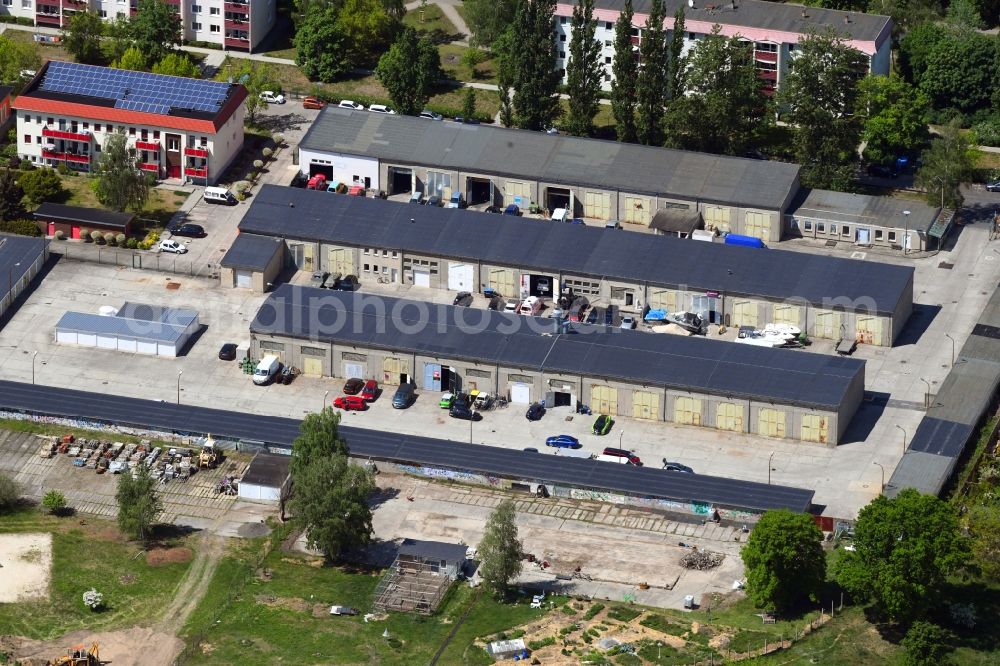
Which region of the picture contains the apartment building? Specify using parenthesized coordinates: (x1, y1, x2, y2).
(13, 60, 247, 184)
(2, 0, 274, 51)
(553, 0, 892, 95)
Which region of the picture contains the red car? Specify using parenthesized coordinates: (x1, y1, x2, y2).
(333, 395, 367, 411)
(303, 96, 325, 110)
(361, 379, 379, 401)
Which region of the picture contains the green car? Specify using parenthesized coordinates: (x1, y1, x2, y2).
(439, 392, 455, 408)
(592, 414, 613, 435)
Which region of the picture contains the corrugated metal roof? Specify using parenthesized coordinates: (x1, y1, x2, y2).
(0, 379, 815, 512)
(220, 233, 284, 271)
(242, 186, 913, 316)
(789, 188, 940, 232)
(0, 233, 46, 298)
(299, 109, 801, 211)
(55, 303, 198, 343)
(242, 454, 290, 486)
(398, 539, 468, 562)
(252, 286, 864, 411)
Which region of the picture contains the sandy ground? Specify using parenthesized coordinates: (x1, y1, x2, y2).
(13, 627, 183, 666)
(0, 533, 52, 603)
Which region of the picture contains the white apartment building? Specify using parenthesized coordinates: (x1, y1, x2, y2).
(1, 0, 274, 51)
(14, 61, 247, 184)
(553, 0, 892, 95)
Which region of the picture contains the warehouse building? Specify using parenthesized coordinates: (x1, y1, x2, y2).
(250, 286, 866, 445)
(787, 189, 949, 253)
(219, 233, 285, 291)
(54, 302, 200, 357)
(298, 108, 802, 242)
(239, 186, 915, 347)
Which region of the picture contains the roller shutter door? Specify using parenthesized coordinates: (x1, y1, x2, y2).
(674, 397, 702, 425)
(235, 270, 253, 289)
(78, 333, 97, 347)
(413, 270, 431, 288)
(117, 338, 137, 353)
(591, 385, 618, 415)
(510, 382, 531, 404)
(448, 263, 474, 291)
(343, 361, 364, 379)
(137, 340, 157, 355)
(56, 331, 77, 345)
(97, 335, 117, 349)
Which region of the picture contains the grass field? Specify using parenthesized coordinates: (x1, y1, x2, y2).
(180, 529, 547, 665)
(438, 44, 498, 84)
(4, 28, 74, 64)
(49, 173, 189, 227)
(0, 505, 193, 640)
(403, 4, 461, 41)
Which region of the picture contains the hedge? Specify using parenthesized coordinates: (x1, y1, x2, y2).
(0, 219, 42, 237)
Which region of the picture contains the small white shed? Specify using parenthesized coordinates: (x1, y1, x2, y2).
(54, 302, 200, 358)
(238, 454, 290, 503)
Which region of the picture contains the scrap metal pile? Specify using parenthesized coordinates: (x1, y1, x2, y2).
(41, 434, 197, 482)
(680, 547, 725, 570)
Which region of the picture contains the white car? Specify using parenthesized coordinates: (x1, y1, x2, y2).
(420, 109, 443, 120)
(158, 239, 187, 254)
(762, 323, 801, 338)
(504, 301, 518, 314)
(368, 104, 396, 115)
(338, 100, 365, 111)
(259, 91, 285, 104)
(620, 316, 636, 330)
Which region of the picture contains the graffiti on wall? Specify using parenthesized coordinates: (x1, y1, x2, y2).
(0, 409, 189, 445)
(395, 463, 506, 489)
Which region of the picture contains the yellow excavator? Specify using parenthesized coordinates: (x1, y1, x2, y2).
(50, 642, 100, 666)
(198, 434, 218, 469)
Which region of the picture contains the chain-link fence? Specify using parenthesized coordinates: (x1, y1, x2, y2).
(55, 246, 219, 279)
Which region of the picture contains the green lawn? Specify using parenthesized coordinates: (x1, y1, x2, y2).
(51, 172, 189, 227)
(0, 505, 194, 640)
(181, 534, 547, 665)
(438, 43, 497, 84)
(403, 4, 461, 41)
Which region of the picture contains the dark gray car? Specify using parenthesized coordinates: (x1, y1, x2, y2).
(392, 383, 415, 408)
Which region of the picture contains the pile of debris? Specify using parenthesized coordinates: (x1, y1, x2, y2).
(43, 434, 198, 482)
(680, 548, 724, 570)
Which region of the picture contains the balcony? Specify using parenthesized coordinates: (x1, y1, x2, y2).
(630, 36, 639, 46)
(184, 167, 208, 178)
(43, 127, 91, 142)
(185, 146, 209, 158)
(756, 69, 778, 81)
(35, 12, 62, 24)
(224, 17, 248, 30)
(224, 36, 250, 49)
(135, 140, 160, 151)
(139, 163, 160, 173)
(224, 1, 249, 12)
(42, 149, 90, 164)
(754, 50, 778, 63)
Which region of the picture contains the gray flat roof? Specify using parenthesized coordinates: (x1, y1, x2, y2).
(398, 538, 467, 562)
(789, 188, 940, 232)
(55, 303, 198, 343)
(242, 453, 290, 487)
(0, 233, 46, 298)
(299, 109, 801, 211)
(252, 285, 864, 411)
(33, 202, 134, 230)
(221, 233, 284, 271)
(0, 379, 815, 512)
(242, 186, 914, 316)
(586, 0, 890, 44)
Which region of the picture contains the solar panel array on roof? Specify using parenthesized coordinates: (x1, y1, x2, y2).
(40, 61, 231, 115)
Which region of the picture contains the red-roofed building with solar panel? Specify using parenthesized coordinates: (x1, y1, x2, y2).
(13, 61, 247, 185)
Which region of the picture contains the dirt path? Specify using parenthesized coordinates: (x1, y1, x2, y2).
(155, 535, 226, 637)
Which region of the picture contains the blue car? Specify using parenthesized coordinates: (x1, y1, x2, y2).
(503, 204, 521, 216)
(545, 434, 581, 449)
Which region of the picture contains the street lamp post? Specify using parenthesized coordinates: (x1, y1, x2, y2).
(31, 350, 37, 385)
(919, 378, 931, 409)
(176, 370, 182, 405)
(896, 425, 907, 455)
(873, 461, 885, 493)
(768, 451, 775, 485)
(470, 409, 475, 444)
(619, 430, 625, 448)
(902, 210, 910, 255)
(323, 390, 330, 412)
(945, 333, 955, 367)
(7, 262, 20, 308)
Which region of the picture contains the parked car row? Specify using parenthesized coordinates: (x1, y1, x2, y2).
(309, 271, 359, 291)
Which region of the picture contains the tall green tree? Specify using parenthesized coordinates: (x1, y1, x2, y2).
(288, 454, 375, 561)
(493, 28, 516, 127)
(130, 0, 181, 67)
(635, 0, 667, 145)
(229, 60, 278, 125)
(967, 504, 1000, 581)
(609, 0, 638, 142)
(740, 510, 825, 612)
(94, 132, 150, 213)
(945, 0, 985, 30)
(868, 0, 943, 36)
(666, 7, 685, 103)
(919, 32, 998, 114)
(0, 170, 27, 223)
(833, 489, 968, 625)
(115, 464, 162, 542)
(100, 15, 133, 66)
(151, 53, 201, 78)
(18, 168, 64, 208)
(294, 9, 351, 83)
(915, 119, 977, 209)
(63, 11, 105, 65)
(335, 0, 397, 66)
(0, 35, 41, 88)
(564, 0, 603, 136)
(858, 75, 930, 164)
(465, 0, 518, 47)
(901, 621, 954, 666)
(511, 0, 561, 131)
(661, 29, 768, 155)
(461, 87, 477, 122)
(777, 30, 867, 191)
(376, 27, 442, 116)
(112, 46, 148, 71)
(478, 499, 523, 598)
(290, 406, 349, 478)
(0, 473, 21, 513)
(897, 21, 946, 87)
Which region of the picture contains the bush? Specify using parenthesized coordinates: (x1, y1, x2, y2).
(973, 117, 1000, 147)
(607, 606, 642, 623)
(527, 637, 556, 650)
(115, 233, 126, 246)
(583, 603, 605, 621)
(18, 167, 64, 206)
(253, 159, 264, 170)
(0, 473, 21, 511)
(90, 230, 103, 243)
(262, 147, 272, 159)
(53, 230, 65, 240)
(19, 159, 35, 171)
(103, 232, 115, 245)
(56, 163, 71, 176)
(125, 237, 138, 249)
(42, 490, 67, 514)
(234, 181, 249, 193)
(272, 133, 284, 146)
(0, 219, 42, 237)
(7, 156, 21, 169)
(80, 227, 91, 242)
(82, 588, 104, 611)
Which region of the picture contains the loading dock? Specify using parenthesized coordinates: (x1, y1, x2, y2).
(546, 187, 572, 214)
(388, 167, 413, 195)
(467, 177, 494, 206)
(309, 163, 333, 180)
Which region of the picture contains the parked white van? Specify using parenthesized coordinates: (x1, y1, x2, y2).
(252, 355, 280, 385)
(518, 296, 542, 316)
(550, 208, 568, 223)
(203, 187, 237, 206)
(595, 454, 634, 465)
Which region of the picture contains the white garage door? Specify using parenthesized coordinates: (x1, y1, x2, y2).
(344, 362, 364, 379)
(510, 382, 531, 404)
(137, 340, 158, 355)
(97, 335, 117, 349)
(448, 263, 474, 291)
(235, 270, 253, 289)
(239, 483, 279, 502)
(56, 331, 77, 345)
(413, 270, 431, 288)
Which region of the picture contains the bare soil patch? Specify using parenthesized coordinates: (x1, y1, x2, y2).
(13, 627, 182, 666)
(254, 594, 311, 613)
(146, 546, 194, 567)
(0, 533, 52, 603)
